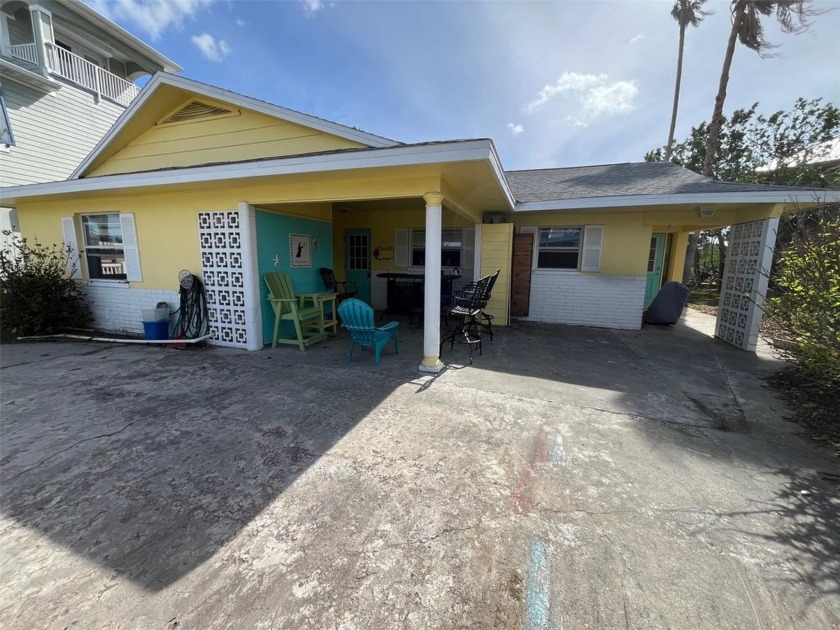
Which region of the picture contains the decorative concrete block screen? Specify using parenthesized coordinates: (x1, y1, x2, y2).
(198, 210, 248, 348)
(715, 218, 778, 351)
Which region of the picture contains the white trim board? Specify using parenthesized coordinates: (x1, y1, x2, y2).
(2, 140, 505, 205)
(514, 189, 840, 212)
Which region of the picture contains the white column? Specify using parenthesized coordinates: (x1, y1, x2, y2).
(239, 201, 263, 351)
(419, 192, 444, 373)
(473, 223, 482, 281)
(0, 14, 11, 57)
(715, 217, 778, 351)
(29, 5, 53, 75)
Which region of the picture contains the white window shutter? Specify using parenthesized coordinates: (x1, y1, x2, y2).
(581, 225, 604, 272)
(61, 216, 82, 279)
(394, 228, 408, 268)
(520, 226, 537, 271)
(462, 228, 475, 270)
(119, 213, 142, 281)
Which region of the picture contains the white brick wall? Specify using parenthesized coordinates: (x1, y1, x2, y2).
(525, 273, 645, 330)
(79, 284, 181, 336)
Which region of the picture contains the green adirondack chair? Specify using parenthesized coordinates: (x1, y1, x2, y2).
(264, 272, 326, 351)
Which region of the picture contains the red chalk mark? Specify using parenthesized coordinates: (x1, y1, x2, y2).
(511, 427, 550, 515)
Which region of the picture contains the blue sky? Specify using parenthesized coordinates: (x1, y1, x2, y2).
(87, 0, 840, 171)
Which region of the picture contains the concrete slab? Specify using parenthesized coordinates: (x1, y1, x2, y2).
(1, 311, 838, 629)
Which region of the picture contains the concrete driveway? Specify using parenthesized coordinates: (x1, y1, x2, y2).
(1, 311, 838, 629)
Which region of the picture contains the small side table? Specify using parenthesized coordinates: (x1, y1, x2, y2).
(316, 293, 339, 335)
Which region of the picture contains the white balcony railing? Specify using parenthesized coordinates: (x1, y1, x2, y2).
(9, 43, 38, 65)
(44, 43, 140, 107)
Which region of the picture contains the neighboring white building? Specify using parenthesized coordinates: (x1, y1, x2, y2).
(0, 0, 180, 240)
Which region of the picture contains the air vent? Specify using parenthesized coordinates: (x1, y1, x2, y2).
(161, 101, 232, 124)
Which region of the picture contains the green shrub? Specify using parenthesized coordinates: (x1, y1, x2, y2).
(766, 210, 840, 390)
(0, 231, 89, 339)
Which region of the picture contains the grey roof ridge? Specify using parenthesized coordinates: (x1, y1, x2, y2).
(504, 160, 674, 173)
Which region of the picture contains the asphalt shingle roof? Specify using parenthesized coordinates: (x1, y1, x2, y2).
(504, 161, 821, 203)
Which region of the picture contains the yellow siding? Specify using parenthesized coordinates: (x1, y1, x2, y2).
(18, 193, 206, 290)
(513, 212, 651, 276)
(86, 107, 366, 177)
(480, 223, 513, 326)
(667, 231, 689, 283)
(15, 172, 446, 290)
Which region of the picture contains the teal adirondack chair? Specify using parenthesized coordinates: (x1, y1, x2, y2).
(337, 298, 399, 365)
(265, 272, 326, 351)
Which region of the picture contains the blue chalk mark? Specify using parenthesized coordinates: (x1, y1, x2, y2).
(552, 434, 566, 466)
(524, 540, 550, 630)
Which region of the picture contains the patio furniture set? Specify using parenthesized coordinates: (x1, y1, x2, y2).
(264, 268, 500, 365)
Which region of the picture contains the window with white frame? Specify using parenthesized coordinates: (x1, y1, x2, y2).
(81, 214, 127, 279)
(410, 228, 464, 267)
(537, 227, 583, 269)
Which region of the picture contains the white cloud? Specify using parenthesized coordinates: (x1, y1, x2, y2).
(87, 0, 215, 40)
(629, 33, 645, 45)
(526, 72, 603, 114)
(236, 18, 245, 27)
(525, 72, 638, 124)
(191, 33, 231, 62)
(303, 0, 325, 17)
(507, 123, 524, 135)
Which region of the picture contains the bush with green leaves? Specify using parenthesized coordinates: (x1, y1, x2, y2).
(0, 231, 89, 339)
(766, 210, 840, 390)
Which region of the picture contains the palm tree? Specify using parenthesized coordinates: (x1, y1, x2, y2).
(702, 0, 813, 177)
(665, 0, 711, 162)
(682, 1, 813, 284)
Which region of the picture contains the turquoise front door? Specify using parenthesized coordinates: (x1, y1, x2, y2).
(345, 229, 371, 304)
(644, 233, 666, 307)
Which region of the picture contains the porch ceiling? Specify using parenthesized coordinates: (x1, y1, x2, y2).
(248, 160, 508, 224)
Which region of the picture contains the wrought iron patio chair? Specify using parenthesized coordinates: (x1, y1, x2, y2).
(319, 267, 358, 304)
(440, 272, 495, 364)
(452, 269, 500, 342)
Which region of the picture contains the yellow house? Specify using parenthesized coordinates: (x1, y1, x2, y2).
(2, 73, 837, 368)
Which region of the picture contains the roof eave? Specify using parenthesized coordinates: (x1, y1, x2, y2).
(486, 141, 515, 211)
(514, 190, 840, 212)
(0, 58, 62, 92)
(1, 140, 503, 206)
(56, 0, 182, 72)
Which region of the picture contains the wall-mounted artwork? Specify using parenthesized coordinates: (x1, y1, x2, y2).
(289, 233, 312, 268)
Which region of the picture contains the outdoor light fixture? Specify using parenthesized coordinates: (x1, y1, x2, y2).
(696, 207, 716, 218)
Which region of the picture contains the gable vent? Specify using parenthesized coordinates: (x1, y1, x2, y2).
(161, 101, 232, 124)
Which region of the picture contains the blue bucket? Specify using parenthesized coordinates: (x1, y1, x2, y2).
(142, 320, 169, 340)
